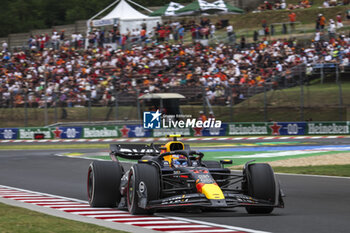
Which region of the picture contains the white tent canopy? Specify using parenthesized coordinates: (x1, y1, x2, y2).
(101, 0, 149, 20)
(88, 0, 161, 34)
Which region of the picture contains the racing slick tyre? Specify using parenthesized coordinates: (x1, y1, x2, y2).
(202, 160, 221, 168)
(127, 163, 160, 215)
(87, 160, 123, 207)
(245, 163, 276, 214)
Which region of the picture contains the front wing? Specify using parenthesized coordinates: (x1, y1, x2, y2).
(144, 192, 284, 210)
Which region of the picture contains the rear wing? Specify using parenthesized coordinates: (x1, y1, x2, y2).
(110, 144, 162, 161)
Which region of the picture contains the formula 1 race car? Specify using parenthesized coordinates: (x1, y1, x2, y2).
(87, 135, 284, 215)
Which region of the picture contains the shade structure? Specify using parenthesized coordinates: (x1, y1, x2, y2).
(138, 93, 186, 100)
(215, 0, 244, 14)
(101, 0, 149, 20)
(149, 2, 185, 16)
(91, 0, 162, 34)
(175, 0, 243, 15)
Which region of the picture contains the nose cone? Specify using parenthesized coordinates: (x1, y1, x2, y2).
(198, 183, 225, 200)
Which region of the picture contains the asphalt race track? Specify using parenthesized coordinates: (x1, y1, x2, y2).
(0, 140, 350, 233)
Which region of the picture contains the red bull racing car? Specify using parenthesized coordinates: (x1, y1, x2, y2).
(87, 135, 284, 214)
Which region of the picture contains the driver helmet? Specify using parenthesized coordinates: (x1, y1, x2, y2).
(171, 155, 188, 168)
(172, 159, 188, 168)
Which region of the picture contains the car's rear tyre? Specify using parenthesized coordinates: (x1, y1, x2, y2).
(127, 164, 160, 215)
(202, 160, 221, 168)
(245, 163, 276, 214)
(87, 160, 123, 207)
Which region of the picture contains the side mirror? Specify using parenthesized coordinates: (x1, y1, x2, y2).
(220, 159, 233, 165)
(138, 159, 153, 164)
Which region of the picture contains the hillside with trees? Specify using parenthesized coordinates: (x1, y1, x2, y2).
(0, 0, 190, 37)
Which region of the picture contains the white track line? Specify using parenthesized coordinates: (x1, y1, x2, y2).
(125, 220, 188, 225)
(105, 217, 165, 221)
(86, 214, 134, 218)
(166, 230, 237, 233)
(33, 202, 80, 205)
(20, 199, 72, 203)
(42, 204, 91, 207)
(72, 211, 127, 215)
(167, 216, 270, 233)
(144, 225, 212, 229)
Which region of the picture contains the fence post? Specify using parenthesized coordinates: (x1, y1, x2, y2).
(88, 91, 91, 122)
(114, 90, 118, 120)
(24, 92, 28, 127)
(229, 86, 233, 121)
(299, 65, 304, 121)
(264, 84, 268, 122)
(54, 92, 58, 123)
(44, 72, 48, 126)
(202, 87, 207, 115)
(336, 64, 343, 121)
(9, 92, 13, 108)
(136, 89, 141, 121)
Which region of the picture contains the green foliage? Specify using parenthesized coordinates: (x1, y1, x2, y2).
(0, 0, 192, 37)
(0, 0, 347, 37)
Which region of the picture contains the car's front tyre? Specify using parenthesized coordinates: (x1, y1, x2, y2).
(127, 163, 160, 215)
(87, 160, 123, 207)
(244, 163, 276, 214)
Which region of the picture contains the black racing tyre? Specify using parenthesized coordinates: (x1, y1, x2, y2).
(202, 160, 221, 168)
(127, 164, 160, 215)
(87, 160, 123, 207)
(245, 163, 276, 214)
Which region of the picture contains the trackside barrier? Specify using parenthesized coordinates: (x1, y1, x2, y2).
(0, 122, 349, 140)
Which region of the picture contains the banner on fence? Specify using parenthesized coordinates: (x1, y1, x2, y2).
(228, 123, 269, 136)
(0, 128, 18, 140)
(268, 122, 306, 135)
(83, 126, 120, 138)
(125, 125, 152, 138)
(51, 127, 83, 139)
(153, 128, 192, 137)
(1, 122, 350, 140)
(201, 124, 228, 137)
(18, 128, 52, 139)
(307, 122, 349, 135)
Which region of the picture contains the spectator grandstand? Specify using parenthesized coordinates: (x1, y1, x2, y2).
(0, 27, 349, 110)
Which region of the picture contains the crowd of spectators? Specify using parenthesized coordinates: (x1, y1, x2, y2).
(84, 19, 217, 48)
(1, 35, 349, 108)
(321, 0, 350, 8)
(28, 30, 85, 51)
(254, 0, 313, 12)
(255, 0, 349, 12)
(23, 18, 233, 54)
(1, 15, 349, 108)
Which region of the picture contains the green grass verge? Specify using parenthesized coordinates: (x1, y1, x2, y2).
(272, 164, 350, 177)
(238, 83, 350, 108)
(0, 202, 126, 233)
